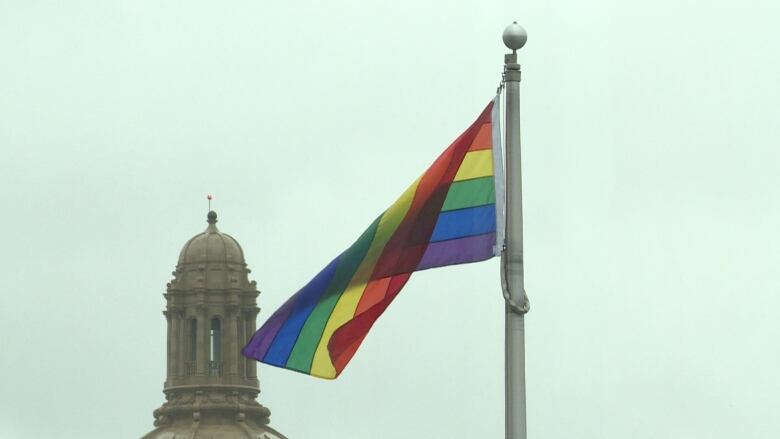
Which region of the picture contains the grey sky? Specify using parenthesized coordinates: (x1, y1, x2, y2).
(1, 1, 779, 438)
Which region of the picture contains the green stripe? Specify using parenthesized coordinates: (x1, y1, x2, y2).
(285, 215, 382, 373)
(441, 176, 495, 211)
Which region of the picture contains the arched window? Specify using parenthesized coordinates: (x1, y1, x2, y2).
(189, 319, 197, 361)
(210, 318, 221, 362)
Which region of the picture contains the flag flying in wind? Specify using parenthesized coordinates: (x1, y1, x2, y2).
(242, 97, 505, 379)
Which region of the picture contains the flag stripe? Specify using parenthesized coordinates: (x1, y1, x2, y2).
(430, 204, 496, 242)
(453, 149, 493, 181)
(416, 232, 496, 270)
(441, 176, 495, 211)
(468, 123, 493, 151)
(353, 276, 392, 316)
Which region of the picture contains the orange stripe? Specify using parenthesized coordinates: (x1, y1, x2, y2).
(354, 277, 391, 315)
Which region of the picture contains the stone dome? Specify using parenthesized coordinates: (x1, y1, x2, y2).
(168, 211, 256, 291)
(178, 211, 246, 266)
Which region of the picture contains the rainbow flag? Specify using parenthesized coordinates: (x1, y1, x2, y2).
(242, 97, 505, 378)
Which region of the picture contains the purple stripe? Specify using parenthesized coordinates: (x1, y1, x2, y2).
(416, 232, 496, 270)
(242, 298, 295, 360)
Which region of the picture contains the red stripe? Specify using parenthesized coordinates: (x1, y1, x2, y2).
(468, 122, 493, 151)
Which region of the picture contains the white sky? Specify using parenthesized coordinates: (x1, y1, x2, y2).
(1, 1, 779, 438)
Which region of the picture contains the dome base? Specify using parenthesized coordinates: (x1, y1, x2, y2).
(143, 386, 286, 439)
(142, 417, 287, 439)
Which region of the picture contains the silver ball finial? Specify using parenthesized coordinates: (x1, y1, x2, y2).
(503, 21, 527, 51)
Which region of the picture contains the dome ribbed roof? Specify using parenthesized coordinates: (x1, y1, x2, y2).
(169, 211, 255, 292)
(177, 211, 245, 266)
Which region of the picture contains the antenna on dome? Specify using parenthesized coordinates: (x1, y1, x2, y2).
(207, 194, 213, 211)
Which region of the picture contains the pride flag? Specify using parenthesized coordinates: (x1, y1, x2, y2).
(242, 97, 505, 378)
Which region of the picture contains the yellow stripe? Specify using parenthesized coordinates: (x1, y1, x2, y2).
(453, 149, 493, 181)
(309, 176, 421, 378)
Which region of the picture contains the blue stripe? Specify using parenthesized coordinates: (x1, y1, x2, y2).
(430, 204, 496, 242)
(263, 257, 340, 366)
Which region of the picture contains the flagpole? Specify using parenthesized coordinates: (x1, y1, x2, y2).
(502, 22, 528, 439)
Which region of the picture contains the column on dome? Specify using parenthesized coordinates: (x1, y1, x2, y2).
(245, 307, 259, 380)
(170, 309, 181, 379)
(164, 310, 172, 380)
(210, 307, 225, 377)
(226, 306, 239, 376)
(197, 305, 208, 375)
(177, 311, 186, 377)
(237, 314, 246, 379)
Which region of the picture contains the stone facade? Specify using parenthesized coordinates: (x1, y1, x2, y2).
(142, 211, 286, 439)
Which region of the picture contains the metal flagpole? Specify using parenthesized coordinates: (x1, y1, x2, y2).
(501, 22, 529, 439)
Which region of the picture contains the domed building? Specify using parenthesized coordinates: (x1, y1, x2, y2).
(142, 211, 286, 439)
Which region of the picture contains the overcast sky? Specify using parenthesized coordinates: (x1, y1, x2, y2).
(1, 1, 779, 438)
